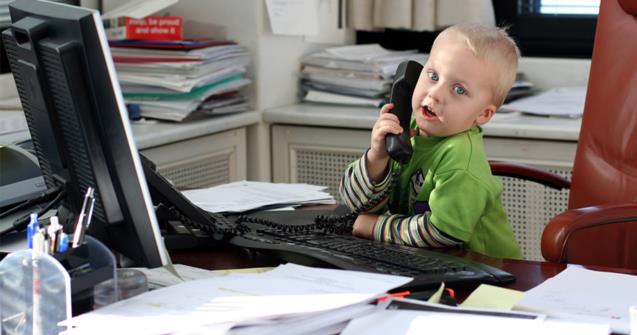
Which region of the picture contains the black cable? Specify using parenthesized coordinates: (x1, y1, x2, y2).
(0, 188, 66, 236)
(236, 170, 402, 235)
(0, 186, 63, 219)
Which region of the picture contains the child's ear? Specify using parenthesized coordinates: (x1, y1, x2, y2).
(475, 104, 496, 125)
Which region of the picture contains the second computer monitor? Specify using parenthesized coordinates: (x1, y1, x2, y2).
(3, 0, 168, 267)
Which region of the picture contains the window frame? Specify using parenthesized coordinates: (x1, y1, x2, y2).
(493, 0, 597, 58)
(355, 0, 598, 59)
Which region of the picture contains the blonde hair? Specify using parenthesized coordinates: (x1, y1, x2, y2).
(432, 23, 520, 107)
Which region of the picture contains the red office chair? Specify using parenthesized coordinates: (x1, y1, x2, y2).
(489, 0, 637, 269)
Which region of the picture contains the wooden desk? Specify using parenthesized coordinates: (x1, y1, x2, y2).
(170, 244, 637, 297)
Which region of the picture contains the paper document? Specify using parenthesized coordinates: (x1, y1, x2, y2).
(61, 263, 411, 335)
(343, 309, 609, 335)
(303, 90, 384, 107)
(516, 267, 637, 334)
(500, 86, 586, 118)
(343, 298, 610, 335)
(265, 0, 318, 36)
(325, 44, 417, 61)
(182, 181, 336, 213)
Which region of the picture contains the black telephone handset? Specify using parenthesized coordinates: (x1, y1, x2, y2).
(385, 60, 423, 164)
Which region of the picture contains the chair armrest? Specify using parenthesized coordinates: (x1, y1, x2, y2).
(488, 160, 571, 190)
(541, 203, 637, 268)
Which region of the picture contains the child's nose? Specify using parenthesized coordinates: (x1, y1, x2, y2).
(426, 83, 444, 103)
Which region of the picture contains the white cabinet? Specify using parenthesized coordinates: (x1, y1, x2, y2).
(132, 111, 259, 190)
(140, 128, 247, 190)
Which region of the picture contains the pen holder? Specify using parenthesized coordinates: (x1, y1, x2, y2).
(0, 236, 116, 335)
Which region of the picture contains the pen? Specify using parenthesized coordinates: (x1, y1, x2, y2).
(72, 187, 94, 248)
(377, 290, 411, 302)
(73, 197, 95, 248)
(47, 216, 61, 254)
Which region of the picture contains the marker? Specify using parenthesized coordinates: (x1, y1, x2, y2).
(27, 213, 39, 249)
(57, 232, 69, 253)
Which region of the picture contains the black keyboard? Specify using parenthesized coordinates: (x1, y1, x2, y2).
(229, 211, 515, 291)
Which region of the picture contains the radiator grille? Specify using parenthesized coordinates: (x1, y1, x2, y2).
(500, 167, 571, 261)
(156, 153, 231, 189)
(295, 149, 362, 203)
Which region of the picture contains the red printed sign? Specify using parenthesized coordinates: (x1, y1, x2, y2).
(106, 16, 183, 41)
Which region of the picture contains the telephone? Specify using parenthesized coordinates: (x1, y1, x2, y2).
(139, 154, 248, 247)
(385, 60, 423, 164)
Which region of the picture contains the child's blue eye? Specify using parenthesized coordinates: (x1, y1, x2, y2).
(453, 85, 466, 95)
(428, 71, 439, 81)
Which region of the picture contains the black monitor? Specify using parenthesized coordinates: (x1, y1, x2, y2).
(2, 0, 168, 267)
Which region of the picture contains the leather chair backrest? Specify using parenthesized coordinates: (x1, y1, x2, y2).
(568, 0, 637, 209)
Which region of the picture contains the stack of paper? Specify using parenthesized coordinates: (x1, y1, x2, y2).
(61, 263, 412, 335)
(516, 266, 636, 334)
(110, 39, 251, 122)
(499, 86, 585, 118)
(181, 181, 336, 213)
(300, 44, 425, 107)
(343, 299, 610, 335)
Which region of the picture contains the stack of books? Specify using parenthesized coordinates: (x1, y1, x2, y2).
(110, 39, 251, 122)
(300, 44, 425, 107)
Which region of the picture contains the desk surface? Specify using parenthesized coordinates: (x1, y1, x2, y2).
(170, 244, 637, 299)
(263, 103, 582, 141)
(0, 111, 260, 148)
(132, 111, 259, 149)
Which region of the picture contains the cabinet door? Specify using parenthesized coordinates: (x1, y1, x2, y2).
(272, 125, 370, 202)
(141, 128, 246, 189)
(484, 137, 577, 261)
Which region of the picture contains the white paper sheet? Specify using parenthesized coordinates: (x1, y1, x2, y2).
(517, 267, 636, 334)
(265, 0, 319, 36)
(182, 181, 335, 213)
(342, 309, 610, 335)
(61, 264, 411, 335)
(500, 86, 586, 118)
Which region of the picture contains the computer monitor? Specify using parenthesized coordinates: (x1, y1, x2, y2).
(2, 0, 168, 267)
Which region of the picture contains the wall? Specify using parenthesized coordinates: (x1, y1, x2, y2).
(80, 1, 590, 181)
(85, 0, 354, 181)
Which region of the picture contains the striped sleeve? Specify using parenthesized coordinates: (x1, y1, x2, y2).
(339, 150, 393, 214)
(373, 212, 463, 248)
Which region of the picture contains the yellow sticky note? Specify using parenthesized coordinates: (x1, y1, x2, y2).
(427, 282, 445, 304)
(460, 284, 525, 310)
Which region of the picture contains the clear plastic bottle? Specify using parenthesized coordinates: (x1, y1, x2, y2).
(93, 268, 148, 309)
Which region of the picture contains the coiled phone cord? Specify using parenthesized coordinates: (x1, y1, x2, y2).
(235, 170, 401, 235)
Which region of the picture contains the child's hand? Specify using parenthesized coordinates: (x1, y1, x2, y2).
(367, 103, 403, 163)
(352, 214, 379, 239)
